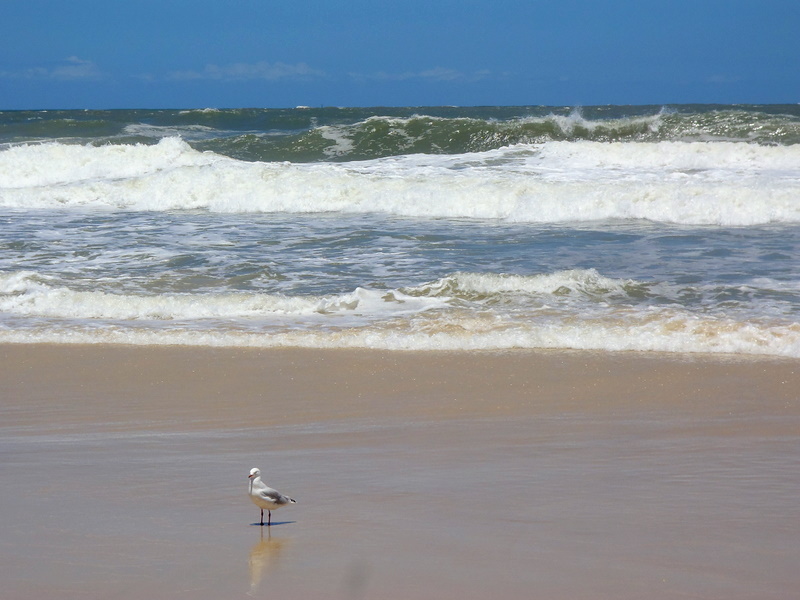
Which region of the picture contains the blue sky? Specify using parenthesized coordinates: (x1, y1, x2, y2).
(2, 0, 798, 109)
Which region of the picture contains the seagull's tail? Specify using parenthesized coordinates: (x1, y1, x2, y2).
(289, 497, 297, 504)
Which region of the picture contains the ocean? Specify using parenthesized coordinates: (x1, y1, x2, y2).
(1, 104, 799, 356)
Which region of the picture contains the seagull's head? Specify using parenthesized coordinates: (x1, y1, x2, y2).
(249, 467, 261, 479)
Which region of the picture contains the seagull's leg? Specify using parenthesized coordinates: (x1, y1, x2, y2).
(268, 510, 272, 526)
(260, 509, 264, 526)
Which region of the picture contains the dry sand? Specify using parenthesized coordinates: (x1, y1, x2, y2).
(1, 344, 798, 599)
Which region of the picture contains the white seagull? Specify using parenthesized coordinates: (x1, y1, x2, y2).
(248, 467, 296, 526)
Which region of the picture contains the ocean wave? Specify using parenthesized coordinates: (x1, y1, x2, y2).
(0, 271, 448, 320)
(5, 106, 799, 162)
(187, 108, 800, 162)
(407, 270, 647, 301)
(1, 137, 798, 225)
(1, 309, 797, 358)
(2, 269, 798, 357)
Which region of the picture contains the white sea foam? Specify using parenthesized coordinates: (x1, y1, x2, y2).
(0, 272, 447, 321)
(412, 269, 640, 298)
(1, 269, 798, 357)
(536, 108, 664, 136)
(317, 125, 357, 158)
(178, 108, 222, 114)
(122, 123, 220, 140)
(1, 137, 798, 225)
(0, 137, 218, 189)
(0, 310, 797, 358)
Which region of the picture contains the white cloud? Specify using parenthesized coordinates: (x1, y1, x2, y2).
(168, 61, 325, 82)
(350, 67, 492, 83)
(51, 56, 101, 80)
(0, 56, 101, 80)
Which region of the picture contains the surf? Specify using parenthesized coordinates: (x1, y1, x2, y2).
(2, 137, 799, 226)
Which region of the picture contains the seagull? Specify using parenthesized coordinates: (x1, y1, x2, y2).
(248, 467, 296, 526)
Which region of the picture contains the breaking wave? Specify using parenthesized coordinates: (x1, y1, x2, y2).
(2, 137, 798, 226)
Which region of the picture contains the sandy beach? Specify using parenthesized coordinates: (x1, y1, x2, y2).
(1, 344, 798, 599)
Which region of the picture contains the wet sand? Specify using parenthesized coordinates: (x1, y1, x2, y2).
(1, 344, 799, 599)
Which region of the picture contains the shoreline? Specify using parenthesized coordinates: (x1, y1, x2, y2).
(0, 344, 800, 436)
(2, 343, 798, 599)
(2, 342, 797, 429)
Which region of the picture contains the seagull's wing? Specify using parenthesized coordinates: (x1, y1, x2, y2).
(260, 488, 292, 505)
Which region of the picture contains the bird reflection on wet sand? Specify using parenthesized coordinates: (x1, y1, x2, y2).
(248, 527, 289, 596)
